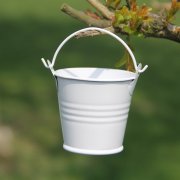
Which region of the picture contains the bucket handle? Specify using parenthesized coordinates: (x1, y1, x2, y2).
(41, 27, 148, 74)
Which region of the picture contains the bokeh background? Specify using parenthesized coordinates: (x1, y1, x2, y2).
(0, 0, 180, 179)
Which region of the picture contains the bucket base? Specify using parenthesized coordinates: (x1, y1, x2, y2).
(63, 144, 124, 155)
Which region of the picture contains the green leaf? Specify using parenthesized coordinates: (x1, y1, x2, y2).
(124, 14, 132, 21)
(115, 49, 128, 68)
(137, 32, 144, 37)
(113, 12, 124, 27)
(114, 0, 121, 9)
(106, 0, 121, 9)
(116, 13, 124, 23)
(123, 26, 135, 34)
(125, 51, 135, 72)
(115, 48, 135, 72)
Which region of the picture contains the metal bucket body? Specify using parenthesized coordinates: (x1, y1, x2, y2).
(55, 68, 138, 155)
(41, 27, 148, 155)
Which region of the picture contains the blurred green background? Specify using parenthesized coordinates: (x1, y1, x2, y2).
(0, 0, 180, 179)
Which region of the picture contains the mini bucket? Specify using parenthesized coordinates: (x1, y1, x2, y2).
(41, 27, 148, 155)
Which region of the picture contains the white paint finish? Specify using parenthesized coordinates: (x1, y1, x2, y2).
(63, 145, 124, 155)
(55, 68, 136, 82)
(41, 27, 148, 155)
(57, 77, 132, 154)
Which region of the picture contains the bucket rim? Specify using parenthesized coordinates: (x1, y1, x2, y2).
(54, 67, 137, 82)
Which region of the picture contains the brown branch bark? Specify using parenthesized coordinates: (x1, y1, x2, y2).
(87, 0, 114, 20)
(61, 2, 180, 43)
(141, 13, 180, 43)
(152, 1, 171, 11)
(61, 4, 111, 28)
(142, 23, 180, 43)
(75, 26, 115, 38)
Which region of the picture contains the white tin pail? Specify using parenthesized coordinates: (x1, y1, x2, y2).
(41, 27, 148, 155)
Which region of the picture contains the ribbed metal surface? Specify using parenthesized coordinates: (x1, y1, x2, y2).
(60, 101, 130, 123)
(55, 69, 139, 154)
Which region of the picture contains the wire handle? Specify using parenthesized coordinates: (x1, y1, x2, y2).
(41, 27, 148, 74)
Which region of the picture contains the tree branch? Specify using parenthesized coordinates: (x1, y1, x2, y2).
(60, 1, 180, 43)
(75, 26, 115, 38)
(143, 23, 180, 43)
(87, 0, 114, 20)
(61, 3, 111, 27)
(152, 1, 171, 11)
(141, 13, 180, 43)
